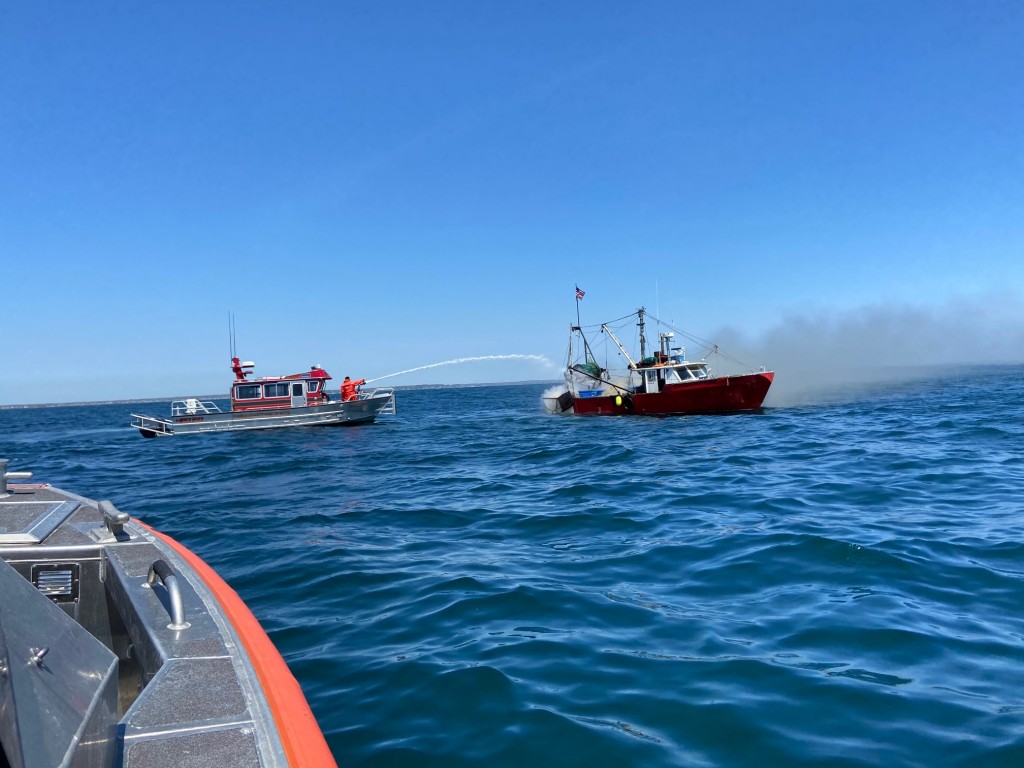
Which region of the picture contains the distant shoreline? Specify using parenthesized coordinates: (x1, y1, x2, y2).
(0, 380, 561, 410)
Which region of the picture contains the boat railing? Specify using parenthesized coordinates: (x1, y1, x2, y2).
(171, 398, 223, 416)
(362, 387, 397, 415)
(130, 414, 173, 435)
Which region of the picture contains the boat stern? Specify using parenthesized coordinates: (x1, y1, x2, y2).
(131, 414, 174, 438)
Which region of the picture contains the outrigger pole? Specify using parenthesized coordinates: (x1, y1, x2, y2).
(601, 319, 639, 370)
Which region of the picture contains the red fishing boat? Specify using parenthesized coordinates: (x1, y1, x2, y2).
(547, 307, 774, 416)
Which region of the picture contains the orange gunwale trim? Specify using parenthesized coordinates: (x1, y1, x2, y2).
(136, 521, 338, 767)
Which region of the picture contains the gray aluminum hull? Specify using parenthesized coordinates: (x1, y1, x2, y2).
(0, 464, 336, 767)
(131, 393, 393, 437)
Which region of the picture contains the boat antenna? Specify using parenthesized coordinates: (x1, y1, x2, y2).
(228, 311, 237, 360)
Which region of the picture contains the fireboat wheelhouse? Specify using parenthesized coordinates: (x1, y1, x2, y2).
(130, 357, 394, 437)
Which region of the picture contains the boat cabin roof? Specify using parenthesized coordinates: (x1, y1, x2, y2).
(638, 359, 708, 370)
(244, 368, 332, 384)
(232, 355, 332, 384)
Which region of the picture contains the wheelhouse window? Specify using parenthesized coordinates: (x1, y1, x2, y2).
(234, 384, 261, 400)
(307, 380, 321, 392)
(263, 382, 290, 398)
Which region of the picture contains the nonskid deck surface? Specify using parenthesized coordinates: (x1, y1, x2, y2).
(0, 478, 334, 767)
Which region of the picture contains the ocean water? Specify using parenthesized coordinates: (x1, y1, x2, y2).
(3, 368, 1024, 767)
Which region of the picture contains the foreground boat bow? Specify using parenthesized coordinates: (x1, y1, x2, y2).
(0, 460, 336, 767)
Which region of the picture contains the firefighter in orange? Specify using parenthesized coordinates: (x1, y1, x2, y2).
(341, 376, 366, 402)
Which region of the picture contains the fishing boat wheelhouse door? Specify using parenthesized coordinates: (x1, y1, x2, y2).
(644, 369, 662, 394)
(290, 382, 306, 408)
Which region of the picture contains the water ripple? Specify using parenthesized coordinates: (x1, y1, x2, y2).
(4, 367, 1024, 766)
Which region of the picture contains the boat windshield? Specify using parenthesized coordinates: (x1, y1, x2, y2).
(666, 365, 709, 382)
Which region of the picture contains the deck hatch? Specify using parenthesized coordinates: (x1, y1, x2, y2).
(0, 500, 80, 544)
(32, 562, 80, 603)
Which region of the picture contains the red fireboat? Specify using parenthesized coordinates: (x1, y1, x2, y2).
(131, 357, 394, 437)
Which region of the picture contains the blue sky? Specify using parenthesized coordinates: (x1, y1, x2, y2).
(2, 2, 1022, 404)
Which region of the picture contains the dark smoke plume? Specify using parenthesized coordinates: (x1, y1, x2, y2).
(706, 293, 1024, 406)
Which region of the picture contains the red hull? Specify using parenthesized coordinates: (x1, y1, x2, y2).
(571, 371, 774, 416)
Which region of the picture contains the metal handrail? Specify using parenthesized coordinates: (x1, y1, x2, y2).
(171, 399, 223, 416)
(362, 387, 397, 415)
(147, 560, 191, 630)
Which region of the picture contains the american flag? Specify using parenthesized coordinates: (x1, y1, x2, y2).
(575, 286, 585, 300)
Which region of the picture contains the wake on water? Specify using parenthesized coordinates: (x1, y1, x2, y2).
(541, 384, 571, 413)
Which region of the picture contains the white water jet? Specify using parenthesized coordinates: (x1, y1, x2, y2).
(365, 354, 557, 384)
